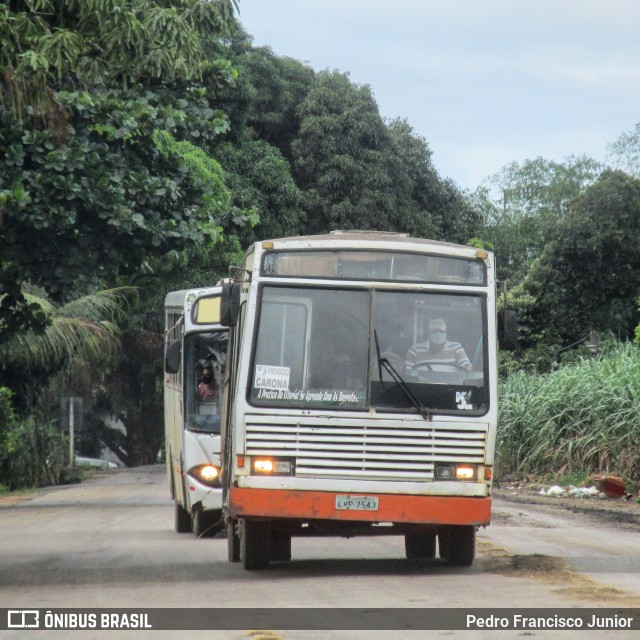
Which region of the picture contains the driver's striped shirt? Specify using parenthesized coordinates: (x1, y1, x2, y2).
(405, 340, 471, 374)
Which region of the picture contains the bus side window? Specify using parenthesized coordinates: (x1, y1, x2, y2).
(165, 339, 181, 374)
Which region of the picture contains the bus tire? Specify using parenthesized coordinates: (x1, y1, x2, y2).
(404, 533, 436, 560)
(192, 510, 206, 538)
(193, 509, 222, 538)
(241, 519, 270, 570)
(270, 532, 292, 562)
(438, 527, 451, 560)
(445, 525, 475, 567)
(174, 502, 191, 534)
(227, 520, 241, 563)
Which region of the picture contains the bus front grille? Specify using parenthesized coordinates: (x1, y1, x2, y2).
(244, 415, 487, 482)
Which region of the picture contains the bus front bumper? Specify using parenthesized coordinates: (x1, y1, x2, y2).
(228, 487, 491, 526)
(188, 484, 223, 512)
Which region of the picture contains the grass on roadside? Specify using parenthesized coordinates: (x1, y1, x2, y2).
(497, 342, 640, 489)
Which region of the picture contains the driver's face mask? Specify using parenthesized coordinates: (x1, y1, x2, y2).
(429, 330, 446, 346)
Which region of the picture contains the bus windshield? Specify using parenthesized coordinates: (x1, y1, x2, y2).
(184, 330, 227, 433)
(249, 286, 488, 415)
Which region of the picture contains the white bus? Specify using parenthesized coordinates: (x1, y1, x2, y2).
(164, 287, 228, 537)
(220, 231, 517, 569)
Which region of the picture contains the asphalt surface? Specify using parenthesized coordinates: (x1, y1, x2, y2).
(1, 466, 638, 639)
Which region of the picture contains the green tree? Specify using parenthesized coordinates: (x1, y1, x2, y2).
(0, 0, 238, 118)
(514, 170, 640, 347)
(0, 288, 130, 485)
(607, 121, 640, 177)
(1, 90, 233, 307)
(0, 389, 66, 491)
(214, 140, 304, 242)
(88, 324, 164, 467)
(242, 46, 315, 163)
(0, 0, 240, 338)
(289, 71, 475, 239)
(472, 156, 603, 282)
(384, 118, 477, 243)
(0, 287, 130, 411)
(290, 71, 391, 233)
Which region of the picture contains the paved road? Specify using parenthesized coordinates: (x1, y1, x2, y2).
(1, 466, 639, 639)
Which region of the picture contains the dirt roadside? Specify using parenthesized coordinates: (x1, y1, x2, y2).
(4, 473, 640, 530)
(0, 469, 112, 507)
(492, 482, 640, 530)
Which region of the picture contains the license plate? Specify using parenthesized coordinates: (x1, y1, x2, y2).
(335, 495, 379, 511)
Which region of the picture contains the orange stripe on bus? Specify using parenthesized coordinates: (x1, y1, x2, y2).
(229, 488, 491, 526)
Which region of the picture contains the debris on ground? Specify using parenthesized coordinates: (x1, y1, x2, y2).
(494, 481, 640, 531)
(500, 473, 637, 505)
(590, 473, 628, 500)
(538, 485, 604, 498)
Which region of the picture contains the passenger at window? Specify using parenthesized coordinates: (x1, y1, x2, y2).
(198, 364, 218, 401)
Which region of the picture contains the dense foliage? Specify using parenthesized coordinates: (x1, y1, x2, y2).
(472, 156, 603, 282)
(507, 170, 640, 349)
(0, 386, 66, 490)
(1, 0, 241, 338)
(0, 288, 129, 415)
(2, 91, 234, 301)
(3, 1, 640, 487)
(1, 0, 243, 480)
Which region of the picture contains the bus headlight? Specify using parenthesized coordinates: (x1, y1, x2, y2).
(251, 457, 293, 476)
(455, 464, 476, 480)
(188, 464, 221, 487)
(435, 464, 477, 481)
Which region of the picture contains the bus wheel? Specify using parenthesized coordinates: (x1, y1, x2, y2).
(193, 509, 221, 538)
(404, 533, 436, 560)
(174, 502, 191, 534)
(271, 532, 292, 562)
(438, 527, 451, 560)
(241, 519, 270, 570)
(445, 525, 475, 567)
(227, 520, 241, 563)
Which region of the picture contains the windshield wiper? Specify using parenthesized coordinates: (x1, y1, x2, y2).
(373, 330, 432, 421)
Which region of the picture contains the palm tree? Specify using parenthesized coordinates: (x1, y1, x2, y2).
(0, 287, 135, 412)
(0, 286, 134, 488)
(0, 287, 133, 371)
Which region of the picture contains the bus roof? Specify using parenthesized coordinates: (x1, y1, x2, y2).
(164, 286, 222, 308)
(252, 231, 487, 255)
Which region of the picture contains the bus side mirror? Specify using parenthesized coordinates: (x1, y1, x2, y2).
(498, 309, 518, 351)
(165, 340, 181, 374)
(220, 281, 240, 327)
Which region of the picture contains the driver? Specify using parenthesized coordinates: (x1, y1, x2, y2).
(405, 318, 472, 375)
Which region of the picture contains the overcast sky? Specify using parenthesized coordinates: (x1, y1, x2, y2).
(238, 0, 640, 191)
